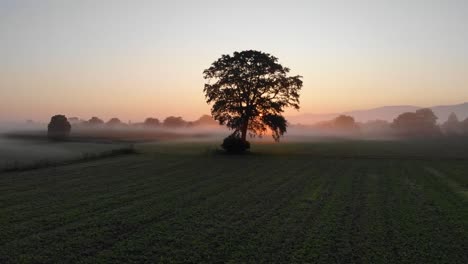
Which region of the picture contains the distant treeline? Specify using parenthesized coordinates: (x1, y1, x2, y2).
(296, 108, 468, 138)
(44, 114, 219, 140)
(44, 109, 468, 141)
(66, 114, 219, 129)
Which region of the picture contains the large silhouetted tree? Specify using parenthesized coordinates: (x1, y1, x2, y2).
(203, 50, 302, 144)
(48, 115, 71, 140)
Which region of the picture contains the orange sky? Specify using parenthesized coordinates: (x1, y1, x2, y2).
(1, 1, 468, 122)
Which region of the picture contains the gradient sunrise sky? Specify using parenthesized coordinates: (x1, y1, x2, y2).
(1, 0, 468, 122)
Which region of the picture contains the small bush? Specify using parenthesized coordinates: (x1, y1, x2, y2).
(221, 135, 250, 154)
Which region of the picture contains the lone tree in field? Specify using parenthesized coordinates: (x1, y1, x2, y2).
(47, 115, 71, 140)
(203, 50, 302, 151)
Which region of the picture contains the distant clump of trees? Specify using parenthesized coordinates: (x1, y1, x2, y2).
(47, 115, 71, 140)
(50, 115, 220, 130)
(314, 115, 360, 135)
(43, 107, 468, 142)
(462, 118, 468, 134)
(163, 116, 188, 128)
(441, 112, 462, 136)
(144, 117, 160, 127)
(87, 117, 104, 126)
(311, 109, 468, 139)
(333, 115, 359, 131)
(392, 108, 440, 137)
(190, 115, 218, 127)
(106, 118, 126, 128)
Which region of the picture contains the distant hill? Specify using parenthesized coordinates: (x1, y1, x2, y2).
(431, 103, 468, 122)
(288, 102, 468, 124)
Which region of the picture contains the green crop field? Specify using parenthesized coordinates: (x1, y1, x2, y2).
(1, 140, 468, 263)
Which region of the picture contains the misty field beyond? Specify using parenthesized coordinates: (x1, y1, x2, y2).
(2, 1, 468, 263)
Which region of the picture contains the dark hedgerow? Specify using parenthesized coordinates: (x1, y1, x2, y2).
(221, 135, 250, 154)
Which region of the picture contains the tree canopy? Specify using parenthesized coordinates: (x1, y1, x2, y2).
(144, 117, 160, 127)
(203, 50, 302, 142)
(442, 112, 461, 135)
(333, 115, 358, 130)
(88, 117, 104, 126)
(392, 108, 440, 137)
(192, 115, 218, 127)
(163, 116, 187, 128)
(107, 118, 124, 127)
(47, 115, 71, 140)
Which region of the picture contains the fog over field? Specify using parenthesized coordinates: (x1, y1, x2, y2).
(0, 121, 370, 170)
(2, 0, 468, 262)
(0, 107, 459, 170)
(0, 136, 130, 169)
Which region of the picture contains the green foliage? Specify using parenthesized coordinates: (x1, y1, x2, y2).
(203, 50, 302, 142)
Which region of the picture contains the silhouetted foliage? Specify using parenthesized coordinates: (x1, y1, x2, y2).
(442, 112, 461, 136)
(47, 115, 71, 140)
(144, 117, 160, 127)
(221, 134, 250, 154)
(88, 117, 104, 126)
(106, 118, 124, 127)
(163, 116, 187, 128)
(333, 115, 359, 131)
(203, 50, 302, 143)
(313, 115, 360, 135)
(192, 115, 218, 127)
(461, 118, 468, 135)
(392, 108, 440, 137)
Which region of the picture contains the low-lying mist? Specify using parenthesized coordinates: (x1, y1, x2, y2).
(3, 107, 468, 171)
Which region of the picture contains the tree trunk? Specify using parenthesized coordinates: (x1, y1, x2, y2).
(241, 120, 248, 141)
